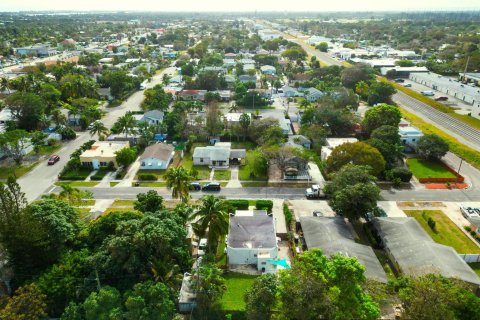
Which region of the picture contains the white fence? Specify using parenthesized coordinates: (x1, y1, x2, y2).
(459, 254, 480, 263)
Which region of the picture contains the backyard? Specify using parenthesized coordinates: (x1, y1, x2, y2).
(404, 210, 480, 254)
(238, 150, 268, 181)
(406, 158, 456, 179)
(221, 273, 257, 312)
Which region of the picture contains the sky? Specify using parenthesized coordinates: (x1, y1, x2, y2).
(0, 0, 479, 12)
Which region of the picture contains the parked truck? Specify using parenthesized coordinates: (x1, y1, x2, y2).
(305, 185, 324, 199)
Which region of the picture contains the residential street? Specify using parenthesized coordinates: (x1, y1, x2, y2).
(17, 66, 177, 202)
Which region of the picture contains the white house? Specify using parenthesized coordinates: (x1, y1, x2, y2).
(139, 110, 164, 125)
(321, 138, 358, 160)
(303, 87, 324, 102)
(80, 141, 129, 169)
(192, 142, 245, 168)
(399, 125, 423, 147)
(260, 65, 276, 75)
(227, 210, 279, 274)
(139, 143, 174, 170)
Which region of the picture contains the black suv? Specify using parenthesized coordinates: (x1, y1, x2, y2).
(202, 182, 221, 191)
(189, 182, 202, 191)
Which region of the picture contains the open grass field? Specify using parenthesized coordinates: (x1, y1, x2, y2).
(406, 158, 456, 179)
(221, 273, 257, 311)
(404, 210, 480, 254)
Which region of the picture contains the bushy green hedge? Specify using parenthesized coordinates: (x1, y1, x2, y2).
(386, 167, 413, 183)
(283, 204, 293, 227)
(138, 174, 157, 181)
(226, 199, 250, 211)
(255, 200, 273, 213)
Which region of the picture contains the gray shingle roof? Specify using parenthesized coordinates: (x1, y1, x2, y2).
(228, 215, 276, 249)
(140, 143, 174, 161)
(373, 217, 480, 286)
(301, 216, 388, 283)
(192, 146, 230, 161)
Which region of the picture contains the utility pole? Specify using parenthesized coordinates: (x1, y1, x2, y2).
(456, 158, 464, 188)
(462, 56, 470, 82)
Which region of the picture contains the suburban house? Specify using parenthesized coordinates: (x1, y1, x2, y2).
(260, 65, 276, 75)
(300, 216, 388, 283)
(169, 75, 183, 85)
(192, 142, 246, 168)
(227, 210, 280, 274)
(265, 113, 292, 136)
(283, 155, 309, 180)
(247, 88, 272, 99)
(224, 53, 237, 59)
(399, 125, 423, 150)
(223, 59, 236, 68)
(139, 110, 164, 125)
(225, 75, 236, 88)
(289, 73, 312, 86)
(321, 137, 358, 160)
(239, 75, 257, 84)
(303, 87, 324, 102)
(80, 141, 129, 169)
(373, 217, 480, 287)
(177, 90, 207, 101)
(286, 135, 311, 149)
(139, 143, 174, 170)
(282, 86, 302, 97)
(213, 90, 232, 102)
(224, 112, 252, 128)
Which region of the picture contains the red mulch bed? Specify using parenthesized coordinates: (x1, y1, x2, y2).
(425, 183, 469, 189)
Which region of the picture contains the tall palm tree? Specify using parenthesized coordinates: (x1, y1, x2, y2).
(0, 77, 10, 94)
(164, 167, 192, 202)
(229, 103, 239, 113)
(117, 113, 137, 138)
(89, 120, 109, 139)
(190, 195, 229, 254)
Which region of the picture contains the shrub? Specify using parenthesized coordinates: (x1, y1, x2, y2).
(138, 174, 157, 181)
(226, 199, 249, 211)
(90, 174, 104, 181)
(255, 200, 273, 213)
(470, 231, 477, 237)
(386, 167, 413, 183)
(58, 126, 76, 140)
(283, 204, 293, 227)
(427, 217, 436, 232)
(464, 226, 472, 232)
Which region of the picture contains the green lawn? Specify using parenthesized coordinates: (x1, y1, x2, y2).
(36, 144, 62, 156)
(406, 158, 456, 179)
(59, 167, 92, 180)
(111, 199, 135, 207)
(231, 141, 257, 150)
(55, 181, 99, 187)
(179, 152, 211, 180)
(110, 182, 119, 187)
(0, 162, 39, 179)
(136, 169, 166, 180)
(221, 273, 257, 311)
(469, 262, 480, 277)
(132, 181, 168, 187)
(404, 210, 480, 254)
(214, 169, 231, 180)
(216, 236, 227, 267)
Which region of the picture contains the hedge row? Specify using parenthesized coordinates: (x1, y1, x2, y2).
(255, 200, 273, 213)
(226, 200, 249, 211)
(138, 174, 157, 181)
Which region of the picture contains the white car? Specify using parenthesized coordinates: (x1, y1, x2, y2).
(460, 205, 480, 219)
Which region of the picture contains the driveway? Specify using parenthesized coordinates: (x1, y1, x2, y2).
(308, 162, 325, 186)
(115, 157, 141, 188)
(288, 200, 335, 220)
(225, 166, 241, 188)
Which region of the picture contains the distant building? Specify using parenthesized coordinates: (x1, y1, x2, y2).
(15, 44, 56, 57)
(139, 110, 165, 125)
(177, 90, 207, 101)
(260, 65, 276, 75)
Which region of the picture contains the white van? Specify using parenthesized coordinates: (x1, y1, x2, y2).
(421, 90, 434, 96)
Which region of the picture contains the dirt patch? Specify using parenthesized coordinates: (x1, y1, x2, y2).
(397, 201, 445, 208)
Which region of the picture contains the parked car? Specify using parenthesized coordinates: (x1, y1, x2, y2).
(421, 90, 435, 96)
(202, 182, 221, 191)
(305, 185, 323, 199)
(47, 155, 60, 165)
(435, 96, 448, 101)
(394, 78, 405, 83)
(189, 182, 202, 191)
(402, 83, 412, 87)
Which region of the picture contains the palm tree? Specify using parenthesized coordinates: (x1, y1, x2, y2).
(164, 167, 192, 202)
(190, 195, 229, 254)
(117, 113, 137, 138)
(229, 103, 239, 113)
(0, 77, 10, 94)
(89, 120, 109, 139)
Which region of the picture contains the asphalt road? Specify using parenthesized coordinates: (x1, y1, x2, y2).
(52, 185, 480, 202)
(393, 91, 480, 151)
(18, 66, 177, 202)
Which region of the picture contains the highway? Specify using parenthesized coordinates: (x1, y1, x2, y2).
(17, 66, 177, 202)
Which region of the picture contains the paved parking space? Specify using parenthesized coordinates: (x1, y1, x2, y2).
(288, 200, 335, 220)
(378, 201, 407, 217)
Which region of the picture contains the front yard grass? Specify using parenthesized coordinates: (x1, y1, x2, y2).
(36, 144, 62, 156)
(221, 273, 257, 311)
(406, 158, 456, 179)
(0, 161, 39, 179)
(214, 169, 231, 180)
(132, 181, 168, 187)
(135, 169, 166, 180)
(404, 210, 480, 254)
(111, 199, 135, 207)
(179, 152, 211, 180)
(55, 181, 99, 187)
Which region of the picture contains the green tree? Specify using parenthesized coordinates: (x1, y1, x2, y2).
(0, 284, 48, 320)
(124, 281, 176, 320)
(192, 259, 227, 320)
(363, 104, 402, 135)
(30, 131, 48, 154)
(367, 125, 403, 169)
(0, 129, 30, 164)
(88, 121, 109, 139)
(278, 249, 379, 320)
(326, 141, 386, 177)
(239, 113, 251, 141)
(324, 164, 380, 221)
(164, 167, 192, 202)
(367, 82, 396, 105)
(83, 287, 123, 320)
(115, 147, 138, 168)
(133, 190, 164, 213)
(244, 274, 277, 320)
(416, 134, 449, 161)
(116, 113, 137, 138)
(141, 85, 172, 111)
(341, 63, 375, 88)
(5, 92, 45, 131)
(190, 195, 229, 254)
(316, 42, 329, 52)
